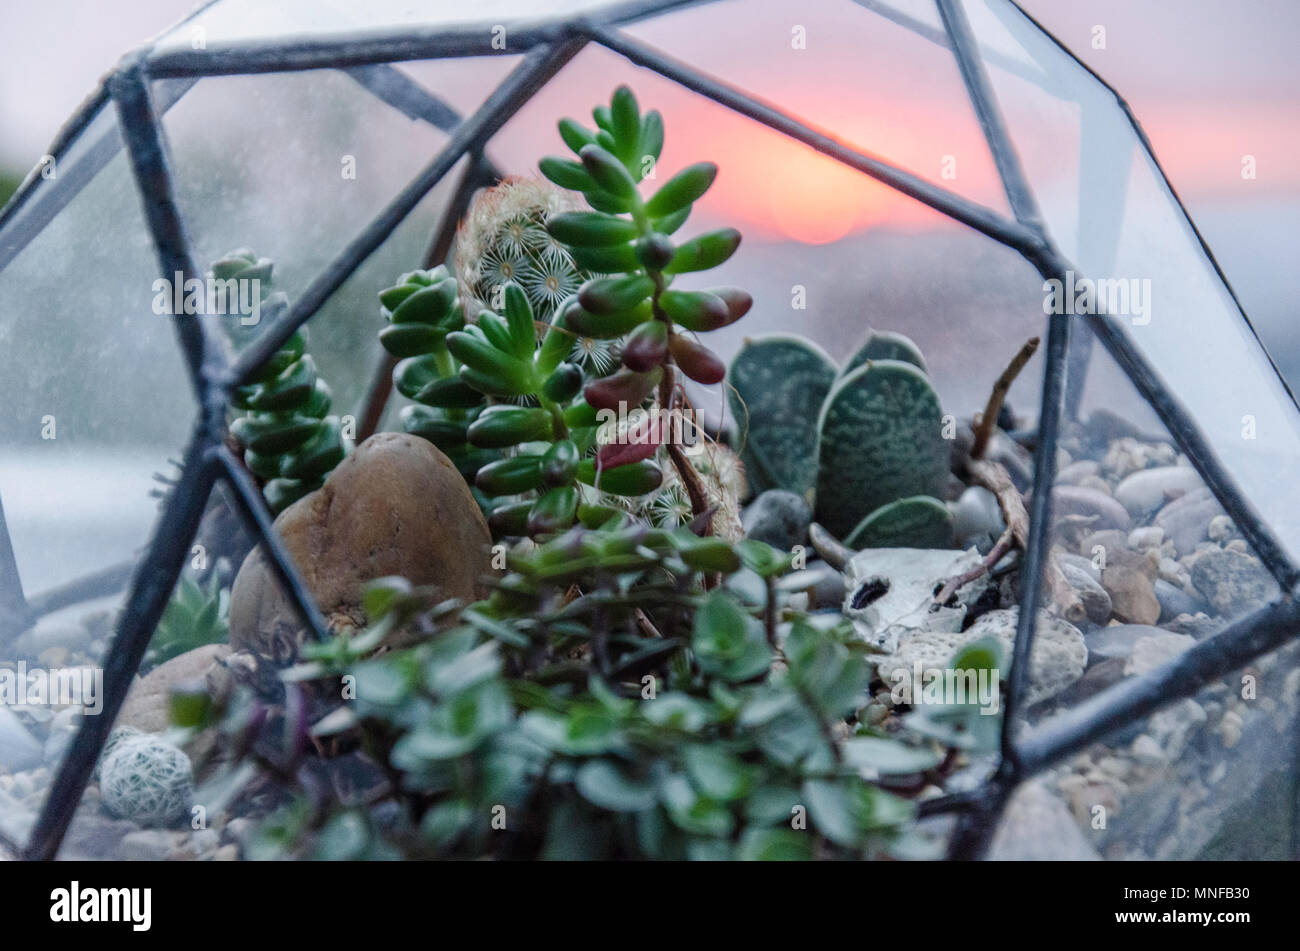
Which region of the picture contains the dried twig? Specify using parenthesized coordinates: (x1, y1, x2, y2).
(657, 362, 713, 537)
(938, 338, 1083, 622)
(633, 607, 662, 639)
(809, 522, 852, 571)
(934, 528, 1013, 605)
(971, 336, 1039, 460)
(953, 458, 1085, 623)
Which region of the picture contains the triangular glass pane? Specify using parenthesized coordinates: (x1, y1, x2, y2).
(0, 136, 196, 611)
(489, 42, 1043, 421)
(963, 0, 1300, 563)
(618, 0, 1013, 219)
(157, 64, 497, 353)
(151, 0, 623, 53)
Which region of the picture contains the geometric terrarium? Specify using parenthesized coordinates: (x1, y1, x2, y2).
(1, 0, 1296, 862)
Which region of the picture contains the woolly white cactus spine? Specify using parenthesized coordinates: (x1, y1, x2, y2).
(99, 734, 194, 827)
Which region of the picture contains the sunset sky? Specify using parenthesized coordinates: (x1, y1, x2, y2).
(1, 0, 1296, 233)
(1, 0, 1296, 351)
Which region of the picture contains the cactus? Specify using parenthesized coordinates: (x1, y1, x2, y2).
(99, 734, 194, 827)
(454, 177, 590, 328)
(728, 331, 952, 547)
(726, 336, 837, 502)
(221, 249, 347, 514)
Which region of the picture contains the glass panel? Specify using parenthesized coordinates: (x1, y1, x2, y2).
(622, 0, 1012, 222)
(34, 482, 272, 861)
(159, 66, 498, 356)
(1, 96, 118, 277)
(995, 633, 1300, 860)
(488, 43, 1044, 418)
(1017, 338, 1280, 720)
(152, 0, 621, 52)
(0, 134, 196, 601)
(966, 0, 1300, 562)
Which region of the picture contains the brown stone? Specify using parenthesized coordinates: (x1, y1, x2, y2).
(1099, 547, 1161, 626)
(229, 433, 492, 659)
(119, 643, 232, 733)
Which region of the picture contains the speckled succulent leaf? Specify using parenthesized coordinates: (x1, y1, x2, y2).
(843, 495, 953, 550)
(727, 335, 836, 501)
(815, 360, 949, 539)
(841, 330, 928, 378)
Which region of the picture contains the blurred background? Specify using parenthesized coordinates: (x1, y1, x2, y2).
(0, 0, 1297, 592)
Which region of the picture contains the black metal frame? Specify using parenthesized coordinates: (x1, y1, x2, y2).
(0, 0, 1295, 861)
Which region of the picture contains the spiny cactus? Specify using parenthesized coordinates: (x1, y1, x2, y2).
(221, 250, 347, 514)
(455, 177, 590, 327)
(728, 331, 953, 547)
(99, 733, 194, 827)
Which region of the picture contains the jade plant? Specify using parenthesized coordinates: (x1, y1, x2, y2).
(218, 249, 347, 514)
(728, 331, 951, 548)
(377, 85, 751, 540)
(212, 525, 950, 860)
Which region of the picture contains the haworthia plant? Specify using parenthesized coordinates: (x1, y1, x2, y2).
(843, 495, 952, 550)
(815, 359, 949, 538)
(726, 335, 837, 503)
(840, 329, 928, 378)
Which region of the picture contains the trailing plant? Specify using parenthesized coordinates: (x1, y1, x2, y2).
(218, 526, 951, 860)
(218, 249, 347, 514)
(144, 573, 228, 669)
(377, 85, 753, 540)
(728, 331, 951, 548)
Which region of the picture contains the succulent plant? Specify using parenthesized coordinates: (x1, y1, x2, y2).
(724, 335, 836, 501)
(536, 85, 752, 413)
(145, 573, 228, 668)
(377, 260, 660, 537)
(99, 733, 194, 827)
(454, 177, 591, 327)
(219, 249, 347, 514)
(377, 85, 754, 542)
(229, 526, 947, 860)
(375, 264, 498, 492)
(728, 330, 952, 547)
